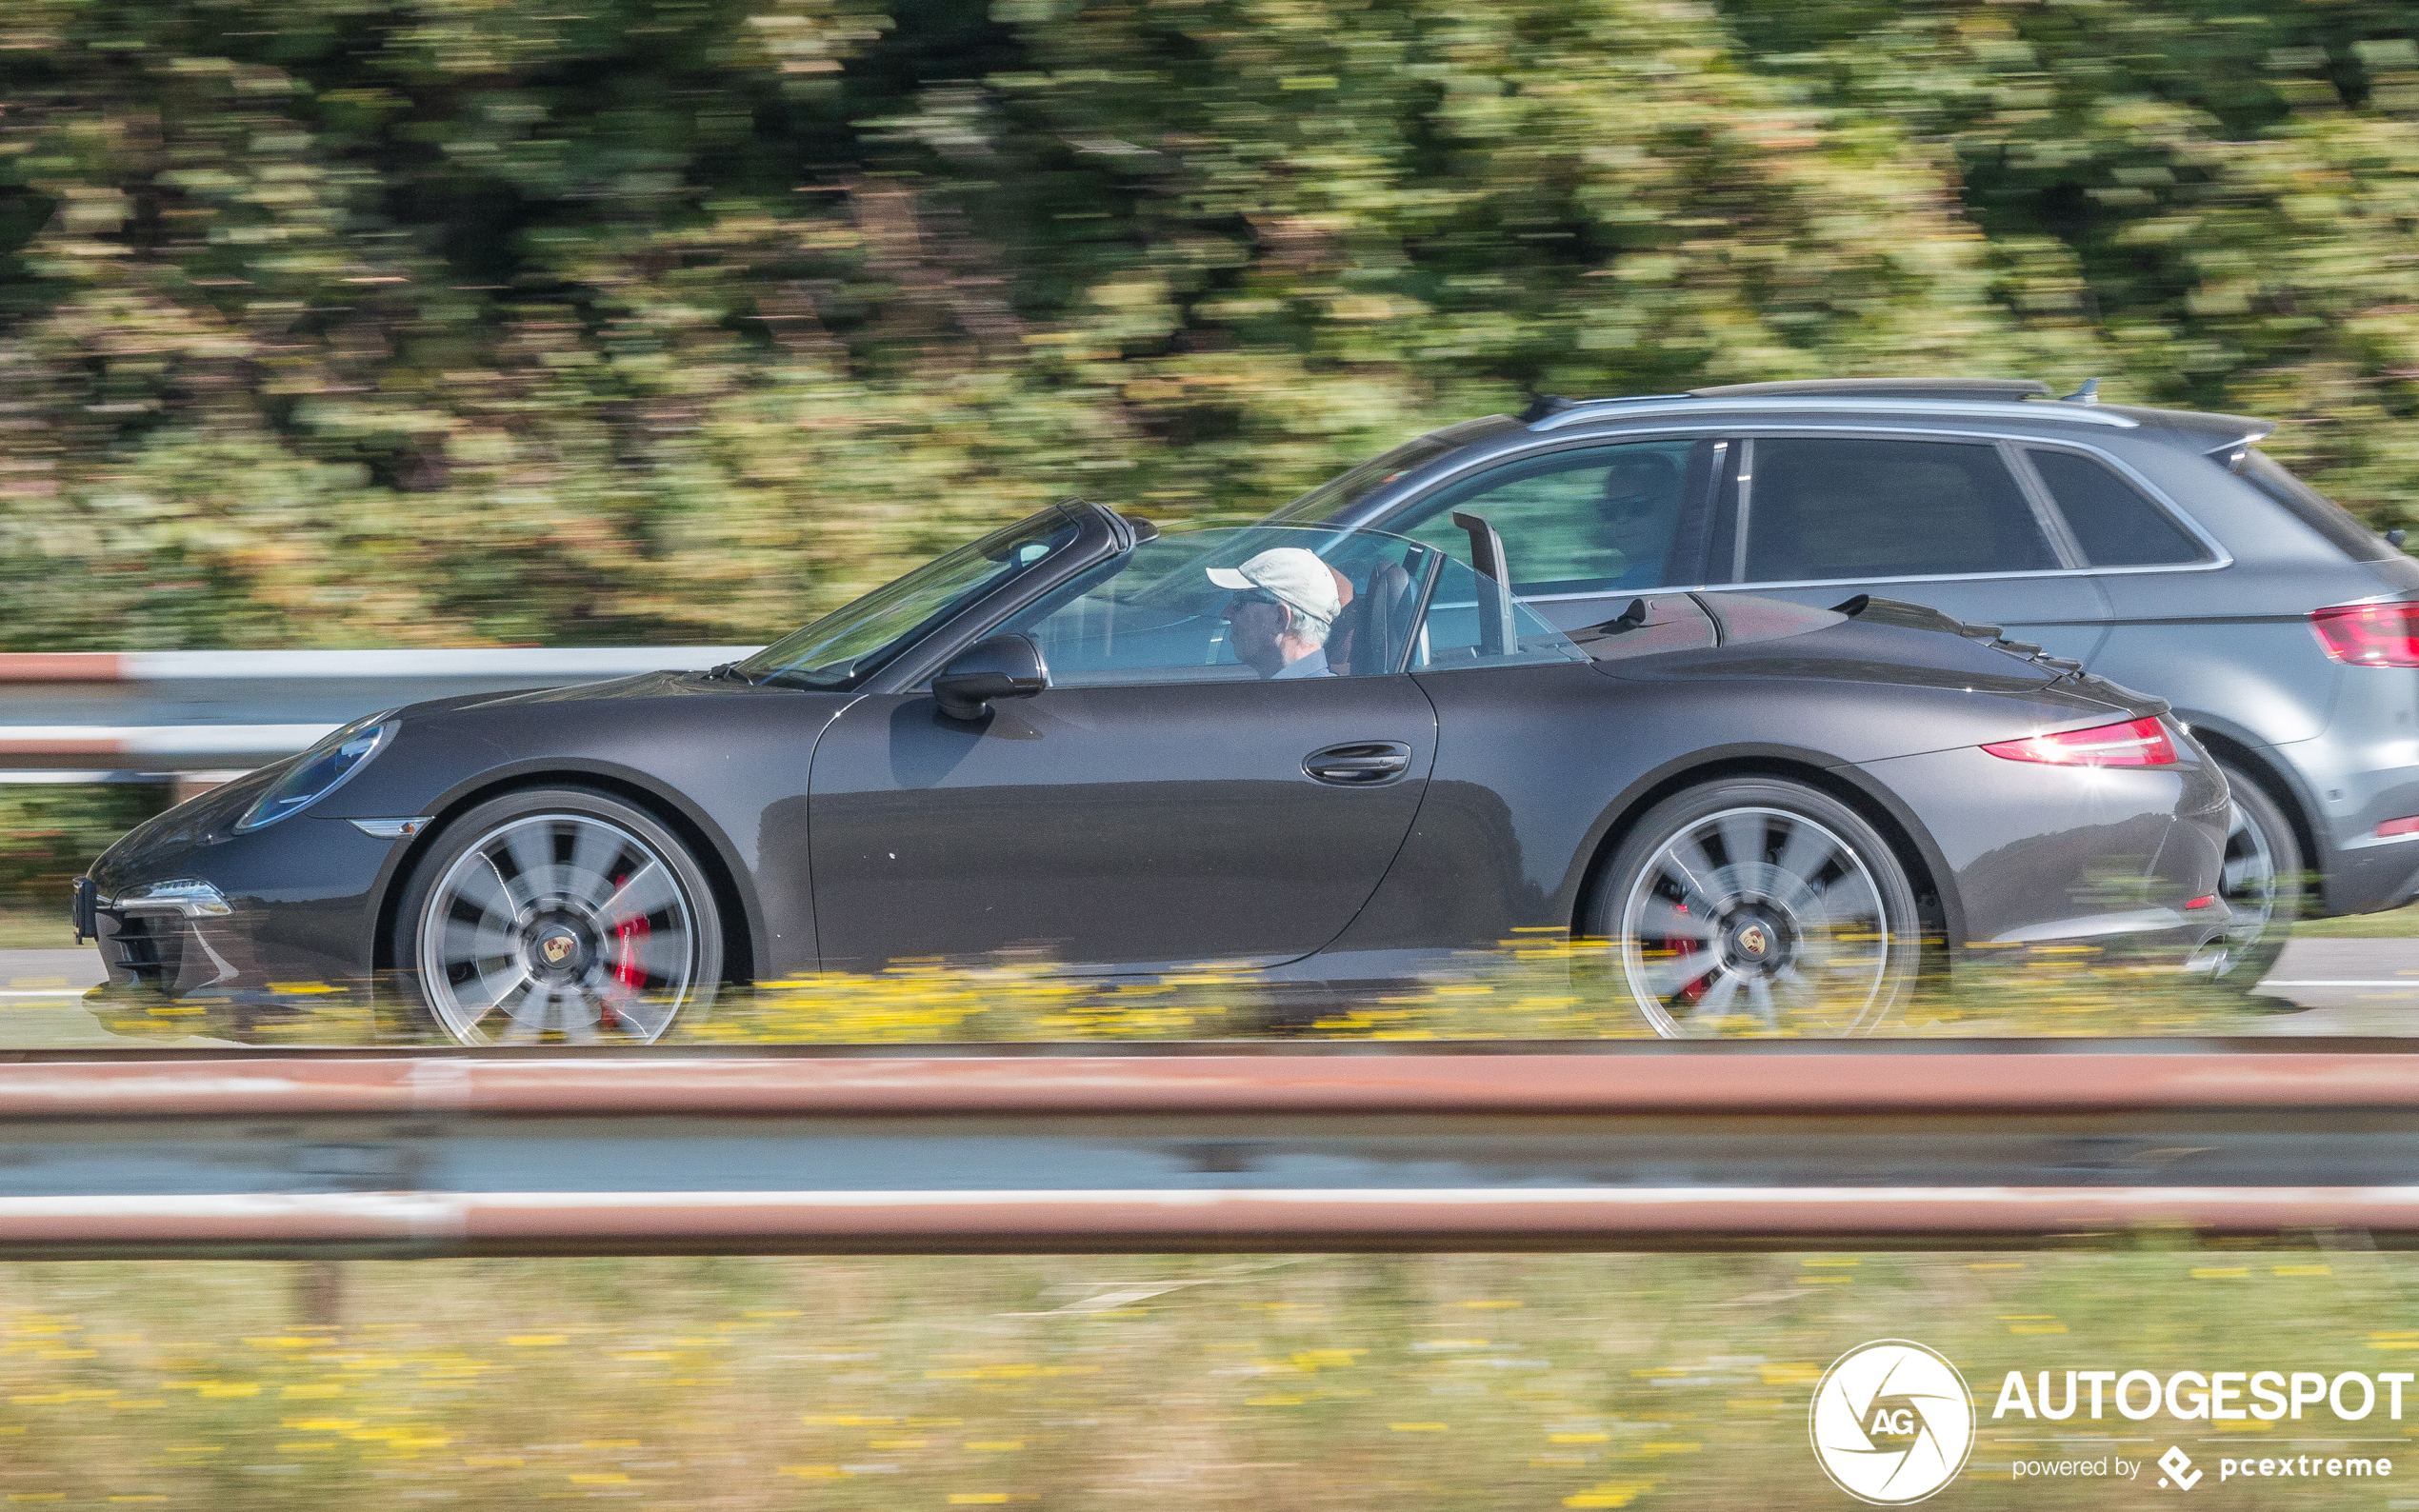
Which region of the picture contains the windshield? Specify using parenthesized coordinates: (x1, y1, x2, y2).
(737, 507, 1088, 689)
(1262, 416, 1522, 524)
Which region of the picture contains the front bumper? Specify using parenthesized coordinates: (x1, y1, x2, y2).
(90, 891, 248, 998)
(83, 802, 412, 1003)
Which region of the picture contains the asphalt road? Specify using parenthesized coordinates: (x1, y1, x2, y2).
(4, 938, 2417, 1048)
(2240, 936, 2419, 1032)
(0, 947, 231, 1047)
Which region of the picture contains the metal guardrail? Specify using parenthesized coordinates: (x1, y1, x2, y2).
(3, 1041, 2417, 1259)
(0, 647, 760, 775)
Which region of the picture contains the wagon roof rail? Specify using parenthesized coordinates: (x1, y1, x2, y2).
(1688, 377, 2051, 402)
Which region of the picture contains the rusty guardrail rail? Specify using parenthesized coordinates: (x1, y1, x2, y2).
(0, 647, 759, 776)
(3, 1040, 2418, 1259)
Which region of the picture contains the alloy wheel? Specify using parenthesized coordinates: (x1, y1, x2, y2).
(415, 812, 702, 1043)
(1616, 805, 1898, 1036)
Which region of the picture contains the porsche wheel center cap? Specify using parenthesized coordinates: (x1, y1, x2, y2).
(1723, 911, 1788, 970)
(533, 927, 587, 974)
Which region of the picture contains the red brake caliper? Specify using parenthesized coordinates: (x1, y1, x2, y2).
(1670, 902, 1707, 1003)
(609, 914, 649, 1028)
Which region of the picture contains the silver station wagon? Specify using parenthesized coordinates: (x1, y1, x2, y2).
(1278, 376, 2419, 985)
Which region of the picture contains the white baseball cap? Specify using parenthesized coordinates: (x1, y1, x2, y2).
(1207, 547, 1343, 635)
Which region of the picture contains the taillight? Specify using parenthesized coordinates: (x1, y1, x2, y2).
(1982, 715, 2177, 767)
(2310, 602, 2419, 666)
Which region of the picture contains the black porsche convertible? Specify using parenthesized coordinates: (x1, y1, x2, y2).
(82, 501, 2229, 1041)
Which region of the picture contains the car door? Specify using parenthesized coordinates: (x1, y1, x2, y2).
(805, 524, 1441, 976)
(1702, 433, 2113, 661)
(1300, 547, 1612, 978)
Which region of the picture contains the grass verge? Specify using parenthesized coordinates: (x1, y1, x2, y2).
(0, 906, 83, 950)
(2295, 904, 2419, 939)
(0, 1249, 2411, 1507)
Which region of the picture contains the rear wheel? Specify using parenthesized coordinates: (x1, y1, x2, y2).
(2209, 763, 2303, 992)
(1589, 779, 1922, 1037)
(392, 787, 721, 1044)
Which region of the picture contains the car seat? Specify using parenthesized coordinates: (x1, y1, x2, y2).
(1329, 560, 1415, 675)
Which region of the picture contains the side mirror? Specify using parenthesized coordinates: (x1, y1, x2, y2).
(932, 633, 1050, 721)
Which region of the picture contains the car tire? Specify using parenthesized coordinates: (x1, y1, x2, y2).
(2209, 763, 2304, 994)
(390, 786, 722, 1044)
(1587, 778, 1924, 1037)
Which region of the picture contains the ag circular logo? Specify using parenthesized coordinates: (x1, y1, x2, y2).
(1809, 1340, 1975, 1504)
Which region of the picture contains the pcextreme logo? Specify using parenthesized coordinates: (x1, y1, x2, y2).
(1809, 1340, 1976, 1505)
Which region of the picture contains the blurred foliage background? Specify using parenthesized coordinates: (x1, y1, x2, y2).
(0, 785, 159, 926)
(2, 0, 2418, 652)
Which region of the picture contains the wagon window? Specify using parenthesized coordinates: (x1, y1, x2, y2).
(2026, 448, 2208, 567)
(1740, 437, 2057, 584)
(1389, 440, 1711, 596)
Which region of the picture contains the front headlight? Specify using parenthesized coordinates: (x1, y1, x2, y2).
(114, 879, 232, 917)
(233, 710, 399, 833)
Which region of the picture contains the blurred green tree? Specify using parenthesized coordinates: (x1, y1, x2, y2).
(0, 0, 2411, 650)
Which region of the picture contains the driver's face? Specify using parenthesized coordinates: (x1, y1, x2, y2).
(1223, 592, 1289, 667)
(1603, 473, 1672, 545)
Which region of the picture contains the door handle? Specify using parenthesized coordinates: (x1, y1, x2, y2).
(1304, 741, 1414, 786)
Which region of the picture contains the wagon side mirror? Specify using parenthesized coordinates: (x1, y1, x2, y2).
(932, 633, 1050, 722)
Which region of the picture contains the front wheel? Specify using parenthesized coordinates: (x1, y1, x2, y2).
(391, 787, 722, 1044)
(1587, 779, 1923, 1037)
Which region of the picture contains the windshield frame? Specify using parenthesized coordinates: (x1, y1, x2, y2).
(737, 501, 1117, 692)
(867, 503, 1142, 695)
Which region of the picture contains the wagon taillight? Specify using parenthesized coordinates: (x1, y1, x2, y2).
(2309, 601, 2419, 667)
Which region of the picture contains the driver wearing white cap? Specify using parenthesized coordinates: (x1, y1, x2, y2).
(1208, 547, 1342, 679)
